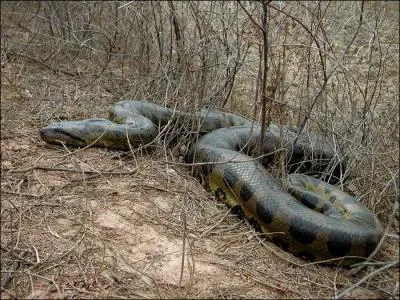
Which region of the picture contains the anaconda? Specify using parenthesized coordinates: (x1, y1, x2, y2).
(40, 100, 383, 265)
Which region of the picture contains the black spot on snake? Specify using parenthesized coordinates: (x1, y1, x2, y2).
(231, 205, 244, 219)
(272, 237, 289, 251)
(300, 193, 319, 210)
(223, 168, 238, 189)
(289, 216, 317, 244)
(202, 163, 213, 176)
(240, 184, 252, 202)
(249, 218, 262, 232)
(256, 197, 279, 225)
(327, 230, 352, 257)
(365, 235, 378, 257)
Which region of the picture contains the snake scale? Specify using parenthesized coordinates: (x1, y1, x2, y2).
(40, 100, 383, 265)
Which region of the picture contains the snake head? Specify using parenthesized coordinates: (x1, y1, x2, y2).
(40, 120, 93, 147)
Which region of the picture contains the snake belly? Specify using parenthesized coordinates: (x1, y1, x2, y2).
(40, 100, 383, 265)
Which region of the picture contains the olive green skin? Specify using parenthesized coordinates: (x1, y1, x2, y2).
(40, 100, 383, 265)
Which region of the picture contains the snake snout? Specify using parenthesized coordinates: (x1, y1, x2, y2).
(39, 126, 55, 142)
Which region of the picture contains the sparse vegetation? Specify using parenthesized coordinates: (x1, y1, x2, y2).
(1, 1, 398, 299)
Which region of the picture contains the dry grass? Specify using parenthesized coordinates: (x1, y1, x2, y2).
(1, 1, 399, 299)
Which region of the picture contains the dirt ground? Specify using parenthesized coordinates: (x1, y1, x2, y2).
(1, 59, 399, 299)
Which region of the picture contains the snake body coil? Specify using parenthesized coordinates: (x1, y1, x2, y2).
(40, 100, 383, 265)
